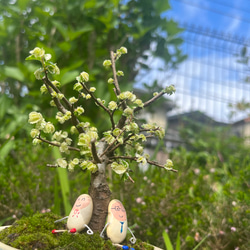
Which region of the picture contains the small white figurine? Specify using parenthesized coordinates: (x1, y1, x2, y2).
(100, 199, 136, 244)
(52, 194, 93, 235)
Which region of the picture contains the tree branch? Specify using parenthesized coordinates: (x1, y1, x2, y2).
(80, 83, 116, 129)
(43, 73, 84, 134)
(38, 134, 80, 152)
(109, 155, 178, 173)
(43, 73, 72, 109)
(110, 51, 121, 96)
(110, 51, 127, 129)
(43, 76, 68, 114)
(134, 90, 166, 113)
(91, 139, 101, 164)
(99, 123, 130, 158)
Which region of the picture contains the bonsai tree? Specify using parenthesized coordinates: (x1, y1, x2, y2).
(26, 46, 177, 232)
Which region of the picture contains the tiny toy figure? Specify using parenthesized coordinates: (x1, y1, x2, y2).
(100, 199, 136, 244)
(52, 194, 93, 235)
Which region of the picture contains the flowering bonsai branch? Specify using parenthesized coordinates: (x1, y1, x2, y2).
(110, 50, 122, 96)
(38, 134, 80, 152)
(26, 46, 177, 178)
(80, 81, 116, 129)
(134, 85, 176, 113)
(109, 155, 178, 173)
(26, 46, 178, 232)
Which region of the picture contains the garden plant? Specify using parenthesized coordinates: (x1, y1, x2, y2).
(1, 1, 249, 249)
(25, 46, 177, 234)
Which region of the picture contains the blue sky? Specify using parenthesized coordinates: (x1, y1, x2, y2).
(168, 0, 250, 36)
(159, 0, 250, 123)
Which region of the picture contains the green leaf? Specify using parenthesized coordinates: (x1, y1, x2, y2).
(51, 20, 68, 40)
(84, 0, 106, 9)
(0, 95, 11, 120)
(62, 60, 84, 72)
(193, 234, 209, 250)
(165, 19, 184, 36)
(58, 41, 71, 52)
(18, 0, 30, 10)
(25, 55, 38, 61)
(4, 66, 25, 81)
(154, 0, 170, 14)
(0, 140, 15, 161)
(163, 231, 174, 250)
(68, 25, 93, 40)
(167, 37, 183, 46)
(175, 232, 181, 250)
(61, 70, 79, 85)
(0, 216, 13, 226)
(83, 0, 97, 8)
(52, 174, 61, 215)
(53, 148, 71, 215)
(111, 0, 119, 7)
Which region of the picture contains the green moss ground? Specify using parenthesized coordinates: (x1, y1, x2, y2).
(0, 213, 153, 250)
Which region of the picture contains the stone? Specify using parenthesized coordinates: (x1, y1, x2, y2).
(67, 194, 93, 232)
(106, 199, 128, 243)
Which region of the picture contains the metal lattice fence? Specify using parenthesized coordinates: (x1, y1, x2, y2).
(168, 23, 250, 123)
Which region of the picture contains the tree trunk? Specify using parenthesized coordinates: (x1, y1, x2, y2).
(88, 143, 112, 232)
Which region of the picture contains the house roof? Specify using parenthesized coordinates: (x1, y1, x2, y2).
(233, 116, 250, 125)
(168, 111, 227, 126)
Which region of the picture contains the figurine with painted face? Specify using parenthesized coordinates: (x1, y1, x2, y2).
(100, 199, 136, 244)
(107, 199, 128, 243)
(53, 194, 93, 234)
(67, 194, 93, 233)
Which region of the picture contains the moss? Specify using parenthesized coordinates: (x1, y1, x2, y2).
(0, 212, 154, 250)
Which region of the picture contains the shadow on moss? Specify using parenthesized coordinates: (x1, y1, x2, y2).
(0, 212, 153, 250)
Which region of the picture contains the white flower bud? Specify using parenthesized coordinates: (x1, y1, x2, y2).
(57, 158, 67, 168)
(28, 112, 43, 124)
(89, 87, 96, 92)
(29, 47, 45, 58)
(74, 82, 83, 91)
(117, 70, 124, 76)
(69, 97, 78, 104)
(43, 122, 55, 134)
(108, 78, 114, 84)
(34, 68, 44, 80)
(103, 60, 112, 67)
(30, 129, 40, 138)
(108, 101, 118, 111)
(79, 71, 89, 82)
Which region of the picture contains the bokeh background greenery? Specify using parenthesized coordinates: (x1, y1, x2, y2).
(0, 0, 249, 249)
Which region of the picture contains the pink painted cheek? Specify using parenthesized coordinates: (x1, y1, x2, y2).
(72, 195, 90, 210)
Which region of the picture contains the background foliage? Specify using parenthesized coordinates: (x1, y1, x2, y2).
(0, 0, 249, 249)
(0, 0, 184, 214)
(111, 124, 250, 249)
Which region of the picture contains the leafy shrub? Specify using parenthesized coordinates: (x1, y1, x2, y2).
(111, 125, 250, 249)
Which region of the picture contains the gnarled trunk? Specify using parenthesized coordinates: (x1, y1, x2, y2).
(88, 143, 112, 232)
